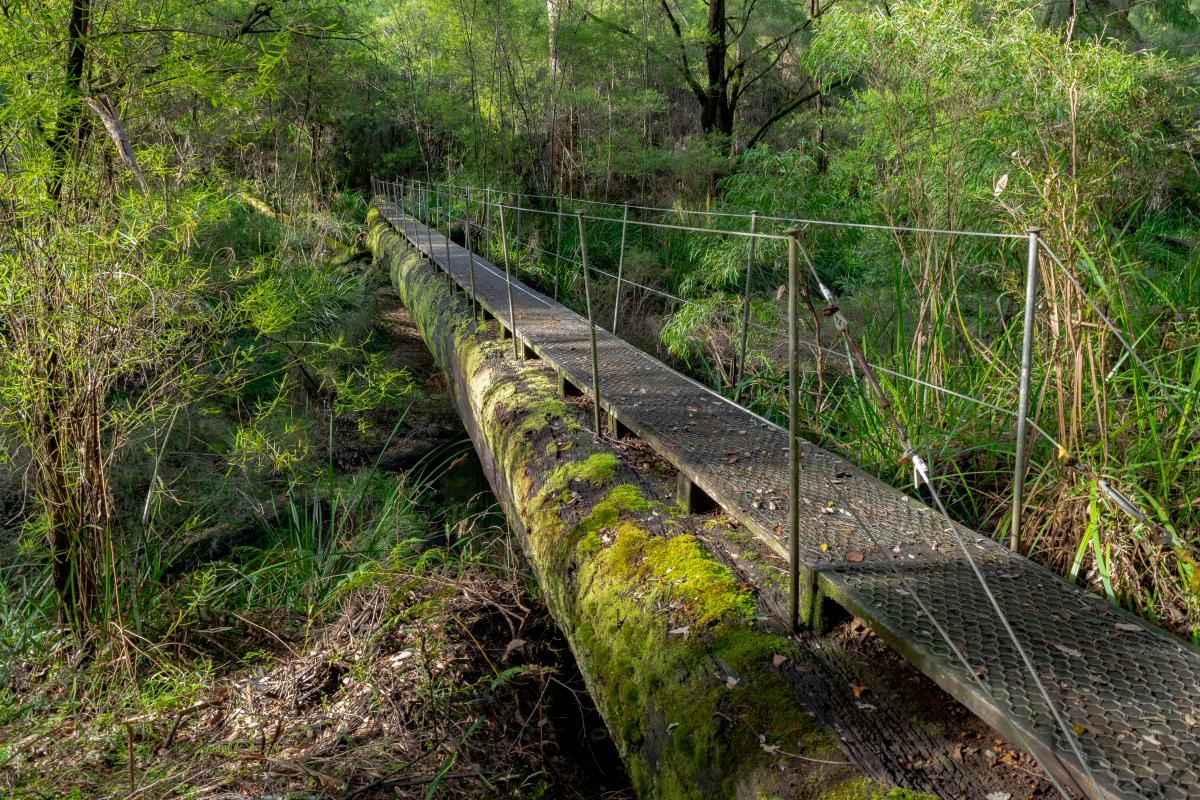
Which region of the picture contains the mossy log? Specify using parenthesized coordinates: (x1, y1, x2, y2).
(366, 208, 904, 800)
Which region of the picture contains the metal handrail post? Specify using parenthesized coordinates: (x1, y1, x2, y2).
(444, 187, 453, 288)
(786, 227, 801, 632)
(427, 184, 435, 260)
(485, 188, 493, 262)
(554, 196, 564, 301)
(736, 211, 759, 397)
(430, 184, 438, 262)
(612, 203, 630, 333)
(1011, 228, 1041, 553)
(577, 210, 602, 440)
(499, 202, 519, 360)
(417, 182, 424, 251)
(515, 201, 522, 263)
(465, 186, 479, 319)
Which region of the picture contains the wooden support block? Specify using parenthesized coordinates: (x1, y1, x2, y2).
(675, 473, 716, 515)
(798, 571, 849, 635)
(606, 409, 628, 439)
(523, 341, 538, 360)
(557, 371, 581, 397)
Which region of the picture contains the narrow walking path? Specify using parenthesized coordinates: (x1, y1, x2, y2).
(376, 201, 1200, 800)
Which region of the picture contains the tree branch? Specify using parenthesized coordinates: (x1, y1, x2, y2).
(657, 0, 706, 104)
(745, 79, 845, 151)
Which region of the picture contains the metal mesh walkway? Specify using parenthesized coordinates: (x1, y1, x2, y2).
(377, 202, 1200, 800)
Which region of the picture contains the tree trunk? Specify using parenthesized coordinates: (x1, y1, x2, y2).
(701, 0, 733, 139)
(47, 0, 91, 203)
(546, 0, 567, 191)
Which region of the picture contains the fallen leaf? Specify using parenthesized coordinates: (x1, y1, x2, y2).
(845, 551, 864, 563)
(669, 626, 690, 639)
(850, 680, 865, 699)
(772, 654, 788, 667)
(1055, 644, 1084, 659)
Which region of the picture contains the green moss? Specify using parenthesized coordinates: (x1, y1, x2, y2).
(571, 452, 621, 485)
(643, 534, 756, 625)
(539, 453, 622, 505)
(577, 530, 603, 559)
(712, 628, 778, 669)
(574, 484, 651, 536)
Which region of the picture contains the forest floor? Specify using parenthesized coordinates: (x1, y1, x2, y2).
(0, 289, 634, 800)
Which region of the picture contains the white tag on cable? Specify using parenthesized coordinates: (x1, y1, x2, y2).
(910, 453, 930, 491)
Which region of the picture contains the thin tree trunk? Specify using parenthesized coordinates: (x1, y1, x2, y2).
(47, 0, 91, 203)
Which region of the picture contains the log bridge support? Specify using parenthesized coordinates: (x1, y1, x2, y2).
(367, 209, 894, 800)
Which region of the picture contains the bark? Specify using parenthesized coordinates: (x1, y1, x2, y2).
(85, 95, 147, 192)
(365, 209, 888, 799)
(700, 0, 733, 138)
(47, 0, 91, 203)
(545, 0, 569, 191)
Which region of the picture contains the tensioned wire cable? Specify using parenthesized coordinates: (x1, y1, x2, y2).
(384, 185, 1171, 528)
(407, 177, 1028, 240)
(462, 202, 1100, 460)
(458, 190, 1161, 521)
(436, 189, 1140, 523)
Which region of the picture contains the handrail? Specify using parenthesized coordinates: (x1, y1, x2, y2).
(370, 173, 1200, 798)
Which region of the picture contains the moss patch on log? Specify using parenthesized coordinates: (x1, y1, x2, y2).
(367, 208, 906, 800)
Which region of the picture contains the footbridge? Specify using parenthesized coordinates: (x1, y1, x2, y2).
(369, 177, 1200, 800)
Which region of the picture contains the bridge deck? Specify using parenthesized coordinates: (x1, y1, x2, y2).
(376, 202, 1200, 800)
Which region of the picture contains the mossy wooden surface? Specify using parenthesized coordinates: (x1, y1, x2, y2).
(367, 209, 905, 800)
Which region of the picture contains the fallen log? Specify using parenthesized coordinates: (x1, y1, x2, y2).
(366, 208, 907, 799)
